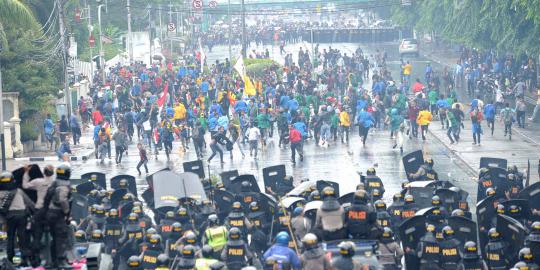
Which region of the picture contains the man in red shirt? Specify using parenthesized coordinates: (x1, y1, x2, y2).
(92, 110, 103, 126)
(289, 125, 303, 164)
(412, 78, 425, 93)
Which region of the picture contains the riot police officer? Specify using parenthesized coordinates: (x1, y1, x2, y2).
(345, 190, 378, 239)
(364, 167, 385, 197)
(224, 202, 252, 233)
(263, 231, 301, 270)
(485, 228, 510, 270)
(220, 227, 254, 270)
(176, 207, 195, 231)
(439, 226, 461, 270)
(195, 245, 219, 270)
(409, 158, 438, 181)
(378, 227, 403, 270)
(374, 200, 392, 229)
(519, 248, 540, 270)
(177, 244, 197, 270)
(401, 194, 418, 222)
(159, 211, 177, 240)
(156, 253, 170, 270)
(525, 222, 540, 265)
(331, 241, 361, 270)
(308, 190, 321, 202)
(203, 214, 228, 256)
(45, 164, 72, 268)
(0, 171, 34, 266)
(315, 187, 345, 240)
(457, 241, 487, 270)
(300, 233, 331, 270)
(127, 255, 143, 270)
(387, 193, 404, 230)
(407, 224, 441, 270)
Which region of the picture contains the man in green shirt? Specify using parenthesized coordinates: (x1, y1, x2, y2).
(257, 109, 270, 145)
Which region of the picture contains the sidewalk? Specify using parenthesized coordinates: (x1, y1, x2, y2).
(420, 42, 540, 184)
(15, 127, 95, 162)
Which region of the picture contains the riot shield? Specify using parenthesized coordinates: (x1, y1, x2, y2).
(220, 170, 239, 187)
(279, 197, 306, 213)
(110, 175, 137, 196)
(141, 188, 154, 209)
(145, 168, 170, 188)
(183, 160, 205, 179)
(434, 188, 460, 212)
(214, 189, 235, 214)
(316, 180, 340, 197)
(478, 167, 510, 202)
(104, 223, 122, 252)
(479, 157, 507, 169)
(12, 164, 42, 203)
(448, 216, 478, 245)
(76, 181, 96, 196)
(119, 201, 134, 220)
(402, 150, 424, 181)
(518, 181, 540, 211)
(476, 195, 497, 257)
(110, 189, 128, 209)
(398, 215, 426, 270)
(227, 174, 260, 193)
(71, 193, 89, 223)
(496, 214, 527, 262)
(500, 199, 531, 221)
(141, 249, 160, 269)
(262, 165, 287, 193)
(303, 200, 323, 225)
(338, 192, 355, 205)
(407, 181, 436, 209)
(81, 172, 107, 190)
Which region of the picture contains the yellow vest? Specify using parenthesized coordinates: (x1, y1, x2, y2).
(205, 226, 227, 251)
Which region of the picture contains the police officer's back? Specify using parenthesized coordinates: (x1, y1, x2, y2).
(457, 241, 487, 270)
(377, 227, 403, 269)
(331, 241, 362, 270)
(345, 190, 377, 239)
(408, 224, 441, 270)
(315, 187, 345, 240)
(484, 228, 509, 270)
(221, 227, 253, 270)
(300, 233, 331, 270)
(439, 226, 462, 270)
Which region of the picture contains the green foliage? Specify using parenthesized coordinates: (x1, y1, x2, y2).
(20, 122, 39, 142)
(390, 0, 540, 55)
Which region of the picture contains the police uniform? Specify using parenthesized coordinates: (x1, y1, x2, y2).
(439, 230, 461, 269)
(345, 191, 377, 239)
(204, 225, 228, 254)
(457, 242, 487, 270)
(485, 230, 510, 270)
(315, 188, 346, 241)
(220, 238, 252, 270)
(415, 230, 442, 270)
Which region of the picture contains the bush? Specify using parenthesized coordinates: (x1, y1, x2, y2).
(21, 123, 39, 142)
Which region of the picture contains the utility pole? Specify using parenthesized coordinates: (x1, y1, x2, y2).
(241, 0, 246, 58)
(127, 0, 133, 64)
(159, 5, 163, 43)
(58, 0, 71, 119)
(148, 5, 153, 66)
(228, 0, 232, 63)
(98, 4, 106, 83)
(169, 3, 173, 56)
(0, 49, 6, 170)
(87, 4, 94, 85)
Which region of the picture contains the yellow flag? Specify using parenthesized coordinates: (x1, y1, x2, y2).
(243, 75, 256, 96)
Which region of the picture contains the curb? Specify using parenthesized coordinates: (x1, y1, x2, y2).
(427, 129, 478, 180)
(15, 149, 94, 162)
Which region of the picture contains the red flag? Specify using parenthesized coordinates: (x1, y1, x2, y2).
(157, 82, 169, 108)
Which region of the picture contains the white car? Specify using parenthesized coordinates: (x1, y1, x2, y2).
(399, 38, 419, 57)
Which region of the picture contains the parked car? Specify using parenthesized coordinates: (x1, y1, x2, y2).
(399, 38, 419, 57)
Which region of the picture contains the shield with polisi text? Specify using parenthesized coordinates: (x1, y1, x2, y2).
(81, 172, 106, 190)
(403, 150, 424, 181)
(263, 165, 287, 193)
(214, 189, 235, 214)
(110, 175, 137, 196)
(220, 170, 239, 187)
(447, 215, 478, 245)
(183, 160, 205, 179)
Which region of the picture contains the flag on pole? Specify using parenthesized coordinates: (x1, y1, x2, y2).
(199, 39, 206, 73)
(157, 82, 169, 108)
(233, 55, 256, 96)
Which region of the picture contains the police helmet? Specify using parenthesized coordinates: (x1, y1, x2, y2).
(381, 227, 394, 239)
(514, 261, 529, 270)
(122, 193, 134, 201)
(202, 245, 214, 258)
(127, 256, 142, 268)
(75, 230, 86, 242)
(507, 165, 517, 173)
(108, 208, 118, 218)
(146, 228, 157, 239)
(372, 188, 381, 197)
(338, 241, 355, 257)
(509, 205, 520, 214)
(150, 234, 161, 245)
(172, 222, 183, 233)
(401, 180, 410, 189)
(55, 163, 71, 180)
(321, 187, 336, 199)
(431, 195, 441, 206)
(0, 171, 14, 186)
(449, 186, 460, 193)
(308, 190, 321, 201)
(293, 207, 303, 217)
(231, 201, 242, 210)
(228, 227, 241, 240)
(132, 206, 142, 214)
(508, 173, 516, 181)
(215, 182, 225, 190)
(366, 167, 376, 176)
(91, 229, 103, 241)
(480, 167, 490, 175)
(302, 233, 318, 248)
(127, 212, 138, 221)
(374, 200, 386, 210)
(185, 231, 197, 244)
(241, 181, 250, 191)
(89, 189, 99, 197)
(486, 188, 496, 197)
(157, 254, 169, 266)
(208, 214, 219, 226)
(442, 226, 454, 237)
(133, 201, 143, 208)
(181, 245, 196, 258)
(496, 204, 505, 214)
(519, 247, 533, 262)
(464, 241, 478, 253)
(353, 190, 368, 203)
(94, 205, 105, 215)
(451, 209, 465, 217)
(275, 231, 290, 245)
(250, 202, 260, 212)
(177, 207, 188, 216)
(404, 194, 414, 203)
(166, 211, 175, 219)
(356, 183, 365, 191)
(532, 221, 540, 233)
(425, 158, 434, 166)
(488, 228, 500, 240)
(426, 224, 436, 232)
(393, 193, 403, 201)
(119, 179, 128, 188)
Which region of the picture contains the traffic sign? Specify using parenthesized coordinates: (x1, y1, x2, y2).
(167, 22, 176, 32)
(208, 1, 217, 8)
(192, 0, 202, 9)
(89, 34, 95, 48)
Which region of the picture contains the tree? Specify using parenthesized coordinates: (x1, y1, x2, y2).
(0, 0, 40, 50)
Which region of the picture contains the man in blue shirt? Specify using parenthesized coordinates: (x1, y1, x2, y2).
(263, 232, 301, 270)
(484, 101, 496, 135)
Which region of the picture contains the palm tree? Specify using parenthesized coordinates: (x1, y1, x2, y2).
(0, 0, 40, 50)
